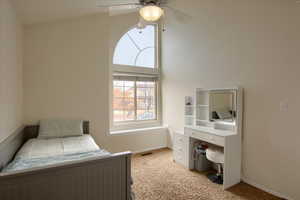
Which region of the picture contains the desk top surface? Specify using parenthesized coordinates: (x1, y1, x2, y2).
(185, 125, 237, 137)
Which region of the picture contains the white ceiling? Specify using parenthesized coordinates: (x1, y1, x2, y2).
(12, 0, 300, 25)
(12, 0, 108, 25)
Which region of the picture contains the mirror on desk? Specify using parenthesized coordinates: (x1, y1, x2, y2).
(209, 90, 236, 122)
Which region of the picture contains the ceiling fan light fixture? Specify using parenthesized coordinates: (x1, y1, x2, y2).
(139, 5, 164, 22)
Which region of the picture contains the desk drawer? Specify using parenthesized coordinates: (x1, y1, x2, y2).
(174, 144, 185, 154)
(174, 151, 185, 165)
(173, 132, 188, 167)
(173, 148, 186, 166)
(190, 130, 225, 146)
(174, 134, 186, 146)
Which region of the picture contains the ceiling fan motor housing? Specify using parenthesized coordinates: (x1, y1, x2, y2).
(139, 0, 163, 6)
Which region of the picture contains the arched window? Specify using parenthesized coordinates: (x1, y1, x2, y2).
(113, 25, 156, 68)
(111, 24, 161, 132)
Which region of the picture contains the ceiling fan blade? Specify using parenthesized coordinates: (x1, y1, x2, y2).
(96, 0, 140, 7)
(109, 5, 140, 16)
(159, 0, 168, 5)
(162, 5, 191, 22)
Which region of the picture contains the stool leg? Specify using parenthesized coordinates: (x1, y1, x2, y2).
(217, 164, 222, 176)
(207, 163, 223, 185)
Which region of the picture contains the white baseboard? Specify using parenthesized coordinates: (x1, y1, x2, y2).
(242, 176, 294, 200)
(133, 145, 168, 154)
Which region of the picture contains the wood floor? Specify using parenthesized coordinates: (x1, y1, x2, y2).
(131, 148, 282, 200)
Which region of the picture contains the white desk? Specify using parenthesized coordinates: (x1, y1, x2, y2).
(175, 87, 243, 189)
(173, 125, 242, 190)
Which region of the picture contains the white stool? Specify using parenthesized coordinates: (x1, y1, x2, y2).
(206, 146, 224, 184)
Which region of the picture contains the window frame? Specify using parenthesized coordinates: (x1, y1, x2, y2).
(113, 78, 158, 122)
(112, 23, 160, 76)
(110, 23, 162, 132)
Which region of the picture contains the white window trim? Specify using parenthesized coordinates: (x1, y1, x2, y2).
(109, 23, 162, 133)
(111, 79, 162, 131)
(110, 126, 167, 136)
(113, 65, 160, 76)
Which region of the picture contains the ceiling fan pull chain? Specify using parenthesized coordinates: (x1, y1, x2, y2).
(162, 14, 166, 32)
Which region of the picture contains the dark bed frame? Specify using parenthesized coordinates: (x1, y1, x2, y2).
(0, 122, 132, 200)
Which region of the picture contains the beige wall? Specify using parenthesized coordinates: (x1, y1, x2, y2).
(23, 13, 167, 153)
(162, 0, 300, 199)
(0, 0, 23, 143)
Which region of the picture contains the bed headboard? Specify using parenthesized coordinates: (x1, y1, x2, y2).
(0, 121, 90, 171)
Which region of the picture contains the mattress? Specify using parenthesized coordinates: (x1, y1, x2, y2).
(16, 135, 100, 159)
(2, 135, 110, 173)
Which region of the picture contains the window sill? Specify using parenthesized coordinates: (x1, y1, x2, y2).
(109, 126, 168, 136)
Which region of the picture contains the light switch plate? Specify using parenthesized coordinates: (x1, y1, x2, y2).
(280, 101, 288, 112)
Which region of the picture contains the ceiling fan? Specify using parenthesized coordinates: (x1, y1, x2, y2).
(97, 0, 168, 28)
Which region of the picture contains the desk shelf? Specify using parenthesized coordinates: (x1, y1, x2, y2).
(185, 96, 195, 126)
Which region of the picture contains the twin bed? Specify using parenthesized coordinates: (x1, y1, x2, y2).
(0, 120, 132, 200)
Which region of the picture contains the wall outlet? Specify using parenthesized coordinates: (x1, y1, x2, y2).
(280, 101, 288, 112)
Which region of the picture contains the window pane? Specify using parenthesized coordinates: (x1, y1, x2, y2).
(137, 110, 156, 121)
(113, 110, 135, 122)
(113, 110, 123, 122)
(113, 34, 139, 66)
(135, 47, 155, 68)
(113, 80, 135, 122)
(114, 87, 134, 98)
(127, 25, 155, 50)
(136, 81, 156, 121)
(113, 79, 157, 123)
(136, 81, 155, 88)
(124, 110, 135, 121)
(113, 25, 155, 68)
(113, 97, 134, 110)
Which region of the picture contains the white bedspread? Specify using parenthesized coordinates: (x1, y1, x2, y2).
(16, 135, 100, 159)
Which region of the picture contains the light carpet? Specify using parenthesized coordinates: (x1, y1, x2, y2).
(132, 149, 282, 200)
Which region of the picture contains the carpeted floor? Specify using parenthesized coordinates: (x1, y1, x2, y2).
(132, 148, 282, 200)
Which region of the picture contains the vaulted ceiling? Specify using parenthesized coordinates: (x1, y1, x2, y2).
(12, 0, 107, 25)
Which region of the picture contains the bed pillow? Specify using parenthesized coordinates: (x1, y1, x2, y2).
(38, 119, 84, 139)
